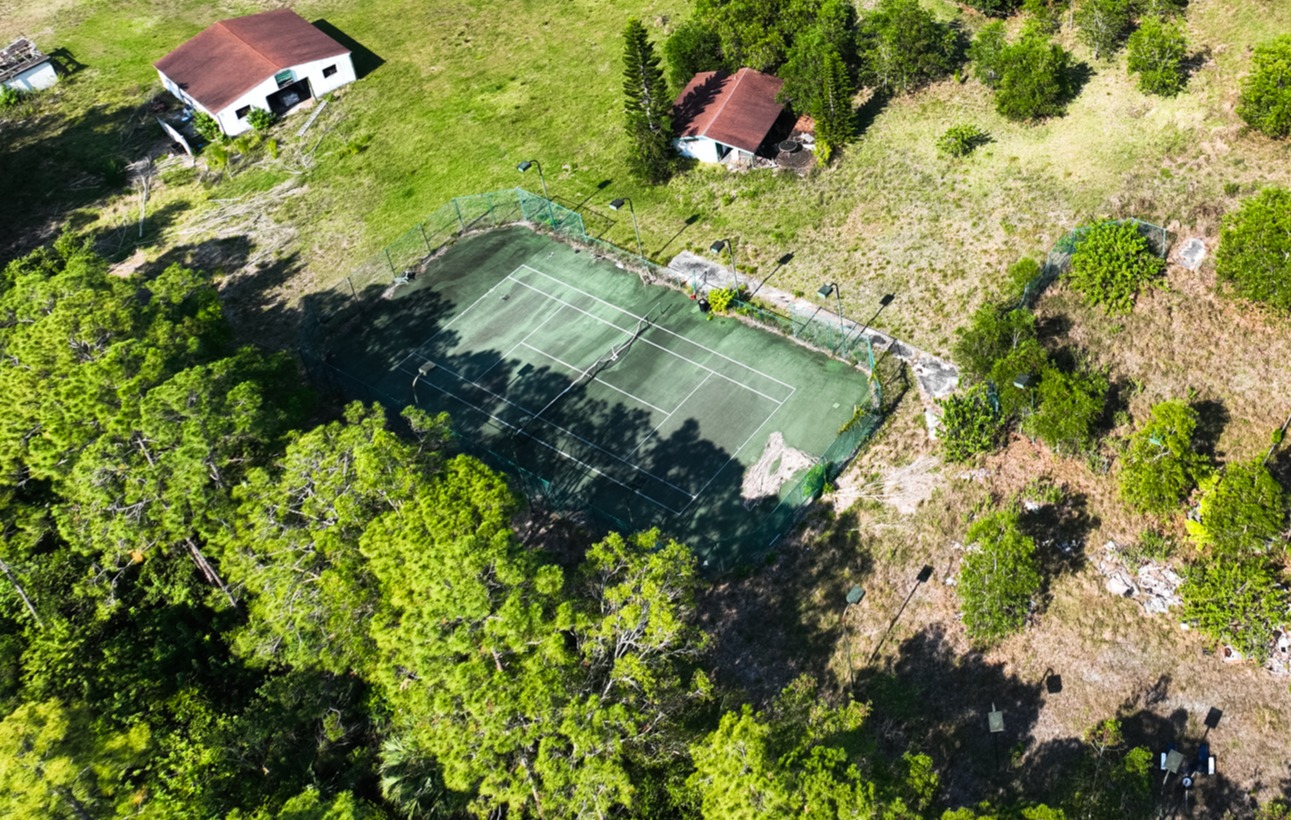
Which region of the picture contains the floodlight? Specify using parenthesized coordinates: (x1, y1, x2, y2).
(817, 283, 835, 298)
(609, 198, 627, 210)
(516, 160, 534, 172)
(710, 239, 728, 253)
(1013, 373, 1033, 390)
(846, 585, 865, 605)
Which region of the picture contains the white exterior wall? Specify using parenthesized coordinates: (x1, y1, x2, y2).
(159, 52, 355, 136)
(3, 60, 57, 92)
(157, 70, 218, 121)
(674, 137, 721, 163)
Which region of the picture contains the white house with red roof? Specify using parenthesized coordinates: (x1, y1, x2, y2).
(155, 9, 355, 136)
(672, 68, 785, 164)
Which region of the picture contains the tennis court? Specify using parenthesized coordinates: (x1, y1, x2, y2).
(314, 227, 878, 568)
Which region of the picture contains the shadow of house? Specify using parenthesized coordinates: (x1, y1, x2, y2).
(310, 20, 385, 79)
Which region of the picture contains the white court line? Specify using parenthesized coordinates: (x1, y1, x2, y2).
(517, 264, 797, 395)
(414, 371, 691, 515)
(467, 298, 570, 385)
(680, 396, 794, 516)
(623, 372, 712, 461)
(509, 276, 793, 406)
(422, 356, 698, 503)
(519, 342, 672, 415)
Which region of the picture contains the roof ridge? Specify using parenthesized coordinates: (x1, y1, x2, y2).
(217, 15, 281, 69)
(701, 68, 745, 138)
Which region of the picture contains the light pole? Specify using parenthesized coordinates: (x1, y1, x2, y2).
(516, 159, 556, 227)
(818, 282, 845, 353)
(709, 238, 741, 292)
(609, 197, 644, 261)
(843, 585, 864, 691)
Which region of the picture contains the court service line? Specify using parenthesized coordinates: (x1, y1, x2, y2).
(509, 275, 792, 407)
(413, 373, 690, 515)
(622, 372, 712, 462)
(469, 299, 570, 386)
(516, 264, 796, 393)
(518, 342, 672, 415)
(420, 355, 698, 502)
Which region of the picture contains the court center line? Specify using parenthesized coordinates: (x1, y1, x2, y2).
(622, 372, 712, 461)
(467, 297, 571, 385)
(517, 264, 796, 393)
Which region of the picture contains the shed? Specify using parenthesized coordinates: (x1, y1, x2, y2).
(672, 68, 785, 164)
(1, 38, 57, 93)
(155, 9, 355, 136)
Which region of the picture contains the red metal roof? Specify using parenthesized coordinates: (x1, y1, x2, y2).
(155, 9, 348, 113)
(673, 69, 785, 155)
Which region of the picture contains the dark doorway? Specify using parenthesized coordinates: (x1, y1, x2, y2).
(267, 78, 312, 115)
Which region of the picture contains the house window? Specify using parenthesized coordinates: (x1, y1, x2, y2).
(236, 106, 251, 119)
(322, 64, 337, 78)
(274, 69, 294, 88)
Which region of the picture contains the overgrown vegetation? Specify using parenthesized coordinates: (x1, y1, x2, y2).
(1118, 399, 1212, 514)
(1238, 35, 1291, 138)
(958, 506, 1043, 645)
(1214, 187, 1291, 312)
(1126, 15, 1189, 97)
(936, 123, 992, 157)
(1066, 220, 1164, 314)
(971, 22, 1078, 121)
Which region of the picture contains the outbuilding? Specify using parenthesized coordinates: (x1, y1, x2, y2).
(154, 8, 355, 137)
(1, 38, 58, 93)
(672, 68, 785, 165)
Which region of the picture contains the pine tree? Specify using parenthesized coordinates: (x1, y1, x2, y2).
(623, 19, 674, 184)
(813, 47, 856, 162)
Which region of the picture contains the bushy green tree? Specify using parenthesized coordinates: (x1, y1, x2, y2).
(1074, 0, 1134, 59)
(1066, 221, 1164, 313)
(690, 0, 820, 72)
(686, 676, 874, 818)
(953, 305, 1038, 384)
(856, 0, 960, 95)
(1182, 559, 1289, 661)
(969, 21, 1009, 87)
(664, 20, 724, 91)
(779, 0, 860, 110)
(1118, 400, 1212, 514)
(1022, 365, 1108, 455)
(1237, 35, 1291, 138)
(1127, 15, 1188, 96)
(1185, 460, 1288, 556)
(246, 107, 275, 132)
(938, 384, 1004, 462)
(623, 19, 674, 184)
(958, 507, 1043, 645)
(1214, 187, 1291, 311)
(990, 28, 1077, 120)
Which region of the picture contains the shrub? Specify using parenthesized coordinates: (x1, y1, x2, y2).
(1237, 35, 1291, 138)
(1214, 187, 1291, 312)
(101, 157, 128, 188)
(937, 384, 1003, 463)
(193, 111, 223, 143)
(959, 507, 1042, 645)
(1118, 400, 1212, 514)
(937, 124, 991, 156)
(1074, 0, 1134, 59)
(1186, 460, 1288, 556)
(203, 142, 229, 173)
(706, 287, 735, 313)
(856, 0, 961, 96)
(987, 338, 1050, 418)
(246, 107, 276, 132)
(1182, 559, 1289, 662)
(952, 305, 1038, 384)
(0, 84, 25, 108)
(663, 19, 724, 92)
(969, 21, 1008, 88)
(1127, 15, 1188, 97)
(1066, 221, 1164, 313)
(1022, 365, 1108, 455)
(960, 0, 1022, 16)
(992, 30, 1077, 121)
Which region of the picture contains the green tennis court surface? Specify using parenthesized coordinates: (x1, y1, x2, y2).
(318, 227, 875, 569)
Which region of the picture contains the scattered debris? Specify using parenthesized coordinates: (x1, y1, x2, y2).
(1096, 542, 1183, 614)
(742, 431, 816, 503)
(1176, 237, 1207, 271)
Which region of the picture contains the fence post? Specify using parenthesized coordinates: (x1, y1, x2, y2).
(453, 197, 466, 232)
(347, 276, 358, 301)
(419, 222, 430, 252)
(384, 248, 396, 277)
(485, 192, 495, 226)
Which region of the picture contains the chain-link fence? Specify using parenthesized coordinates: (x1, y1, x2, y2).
(299, 187, 888, 569)
(1017, 217, 1172, 309)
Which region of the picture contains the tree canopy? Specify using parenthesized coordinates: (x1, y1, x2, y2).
(1214, 187, 1291, 311)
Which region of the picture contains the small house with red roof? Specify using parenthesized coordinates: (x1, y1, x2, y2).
(155, 9, 355, 136)
(672, 68, 785, 164)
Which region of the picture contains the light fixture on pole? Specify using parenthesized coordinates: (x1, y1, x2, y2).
(709, 238, 741, 291)
(1012, 373, 1036, 413)
(516, 159, 556, 227)
(609, 197, 644, 261)
(818, 282, 845, 353)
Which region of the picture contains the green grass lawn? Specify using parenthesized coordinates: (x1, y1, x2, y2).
(6, 0, 1291, 355)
